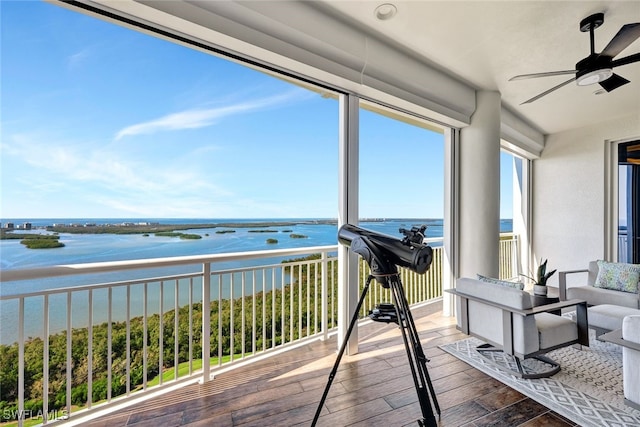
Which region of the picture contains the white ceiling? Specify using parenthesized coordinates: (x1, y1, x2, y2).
(317, 1, 640, 135)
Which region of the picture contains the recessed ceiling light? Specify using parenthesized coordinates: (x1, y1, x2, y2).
(375, 3, 397, 20)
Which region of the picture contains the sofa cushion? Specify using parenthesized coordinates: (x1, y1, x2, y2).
(535, 313, 578, 350)
(623, 315, 640, 343)
(457, 278, 531, 310)
(588, 304, 640, 332)
(566, 285, 639, 308)
(477, 274, 524, 290)
(594, 260, 640, 293)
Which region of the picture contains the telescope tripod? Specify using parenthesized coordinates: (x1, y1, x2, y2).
(311, 272, 440, 427)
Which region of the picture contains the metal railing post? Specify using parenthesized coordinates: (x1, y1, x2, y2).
(18, 297, 24, 427)
(66, 292, 72, 413)
(201, 263, 211, 383)
(43, 294, 50, 424)
(321, 252, 328, 340)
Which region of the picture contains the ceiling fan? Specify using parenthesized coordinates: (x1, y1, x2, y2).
(510, 13, 640, 104)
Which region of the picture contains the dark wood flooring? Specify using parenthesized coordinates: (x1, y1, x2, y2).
(86, 302, 577, 427)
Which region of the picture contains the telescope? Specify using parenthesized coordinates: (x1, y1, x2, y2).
(337, 223, 433, 275)
(313, 223, 440, 427)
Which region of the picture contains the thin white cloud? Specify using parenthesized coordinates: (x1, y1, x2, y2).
(68, 48, 92, 70)
(114, 90, 309, 141)
(4, 133, 230, 201)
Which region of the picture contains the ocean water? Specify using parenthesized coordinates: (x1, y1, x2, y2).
(1, 217, 512, 270)
(0, 218, 512, 343)
(0, 217, 516, 300)
(0, 218, 457, 271)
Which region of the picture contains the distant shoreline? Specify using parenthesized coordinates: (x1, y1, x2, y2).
(3, 218, 444, 236)
(0, 218, 504, 238)
(0, 219, 340, 236)
(43, 219, 339, 235)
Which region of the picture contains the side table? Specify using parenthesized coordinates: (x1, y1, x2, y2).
(600, 328, 640, 351)
(530, 294, 561, 315)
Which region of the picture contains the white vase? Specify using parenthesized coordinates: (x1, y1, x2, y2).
(533, 284, 547, 296)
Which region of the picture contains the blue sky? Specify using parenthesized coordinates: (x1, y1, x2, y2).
(1, 1, 512, 220)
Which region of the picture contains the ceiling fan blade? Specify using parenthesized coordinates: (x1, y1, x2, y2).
(509, 70, 576, 81)
(612, 52, 640, 68)
(600, 23, 640, 58)
(599, 73, 630, 92)
(520, 77, 576, 105)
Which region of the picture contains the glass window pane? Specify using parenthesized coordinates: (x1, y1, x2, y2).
(1, 0, 339, 239)
(358, 103, 444, 240)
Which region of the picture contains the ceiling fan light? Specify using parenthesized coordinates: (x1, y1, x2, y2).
(576, 68, 613, 86)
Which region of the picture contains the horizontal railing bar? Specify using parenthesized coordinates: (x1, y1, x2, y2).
(0, 272, 202, 300)
(0, 245, 340, 282)
(1, 255, 337, 301)
(0, 247, 340, 300)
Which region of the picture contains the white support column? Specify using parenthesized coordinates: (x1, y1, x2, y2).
(604, 140, 620, 262)
(442, 127, 459, 317)
(337, 93, 359, 355)
(459, 91, 501, 278)
(513, 156, 531, 279)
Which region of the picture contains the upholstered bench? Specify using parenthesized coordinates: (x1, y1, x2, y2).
(588, 304, 640, 336)
(600, 315, 640, 411)
(622, 316, 640, 411)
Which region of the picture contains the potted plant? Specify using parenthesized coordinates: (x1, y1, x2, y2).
(522, 259, 557, 296)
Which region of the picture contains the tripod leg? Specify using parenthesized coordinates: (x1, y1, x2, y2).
(396, 281, 441, 416)
(389, 276, 439, 427)
(311, 276, 374, 426)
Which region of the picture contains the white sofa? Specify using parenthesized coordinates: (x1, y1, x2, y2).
(559, 261, 640, 308)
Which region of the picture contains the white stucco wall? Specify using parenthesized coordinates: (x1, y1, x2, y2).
(533, 113, 640, 286)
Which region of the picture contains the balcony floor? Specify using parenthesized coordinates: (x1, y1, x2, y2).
(87, 302, 577, 427)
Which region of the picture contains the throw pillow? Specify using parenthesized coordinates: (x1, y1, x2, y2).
(477, 274, 524, 290)
(594, 260, 640, 293)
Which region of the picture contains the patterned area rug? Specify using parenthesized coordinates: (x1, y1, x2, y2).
(440, 332, 640, 427)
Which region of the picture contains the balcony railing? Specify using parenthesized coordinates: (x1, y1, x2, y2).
(618, 228, 629, 263)
(0, 234, 518, 426)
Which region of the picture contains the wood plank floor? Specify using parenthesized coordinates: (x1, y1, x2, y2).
(87, 302, 577, 427)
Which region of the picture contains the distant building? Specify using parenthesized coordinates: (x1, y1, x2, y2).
(3, 223, 15, 230)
